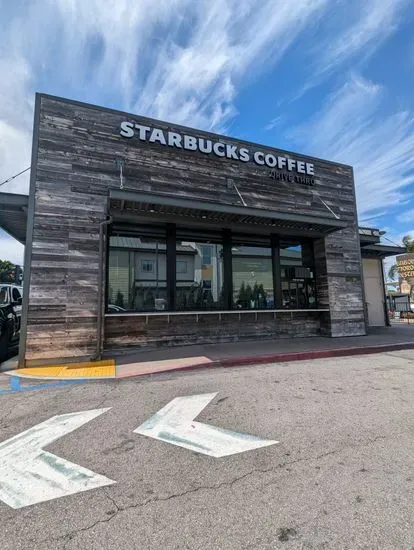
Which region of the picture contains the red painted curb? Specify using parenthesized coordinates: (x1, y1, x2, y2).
(218, 341, 414, 368)
(125, 341, 414, 378)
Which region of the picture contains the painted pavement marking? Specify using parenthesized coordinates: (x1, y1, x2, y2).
(12, 360, 115, 380)
(134, 392, 279, 457)
(0, 376, 80, 394)
(0, 395, 278, 509)
(0, 408, 115, 509)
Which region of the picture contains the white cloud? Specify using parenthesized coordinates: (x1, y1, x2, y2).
(0, 0, 330, 195)
(291, 0, 411, 102)
(289, 75, 414, 218)
(131, 0, 329, 131)
(318, 0, 408, 73)
(12, 0, 329, 133)
(0, 0, 189, 195)
(0, 0, 409, 188)
(0, 230, 24, 265)
(0, 0, 412, 254)
(397, 230, 414, 244)
(264, 116, 284, 131)
(0, 0, 332, 250)
(0, 55, 33, 194)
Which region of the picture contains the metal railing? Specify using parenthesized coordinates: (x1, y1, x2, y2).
(390, 317, 414, 325)
(105, 308, 329, 324)
(389, 311, 414, 325)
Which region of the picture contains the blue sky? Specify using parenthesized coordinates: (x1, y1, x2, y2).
(1, 0, 414, 267)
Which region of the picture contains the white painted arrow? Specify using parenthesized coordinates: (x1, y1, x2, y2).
(134, 393, 278, 457)
(0, 409, 115, 509)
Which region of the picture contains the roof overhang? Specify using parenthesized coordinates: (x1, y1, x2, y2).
(0, 193, 28, 244)
(358, 226, 382, 246)
(361, 244, 406, 258)
(109, 190, 348, 238)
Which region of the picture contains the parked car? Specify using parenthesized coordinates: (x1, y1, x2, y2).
(0, 284, 23, 363)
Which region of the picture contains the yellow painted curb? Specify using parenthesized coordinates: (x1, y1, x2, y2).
(16, 359, 116, 379)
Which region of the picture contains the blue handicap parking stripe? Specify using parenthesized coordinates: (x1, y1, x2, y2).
(0, 376, 82, 394)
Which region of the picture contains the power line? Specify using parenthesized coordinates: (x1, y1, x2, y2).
(0, 167, 30, 188)
(382, 235, 403, 248)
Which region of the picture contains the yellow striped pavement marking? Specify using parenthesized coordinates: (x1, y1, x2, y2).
(15, 360, 116, 379)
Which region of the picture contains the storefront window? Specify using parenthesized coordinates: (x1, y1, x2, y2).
(108, 231, 318, 313)
(232, 246, 273, 309)
(176, 241, 224, 310)
(280, 241, 316, 309)
(108, 236, 167, 312)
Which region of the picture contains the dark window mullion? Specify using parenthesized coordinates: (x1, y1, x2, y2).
(222, 229, 233, 310)
(271, 234, 282, 308)
(166, 223, 176, 311)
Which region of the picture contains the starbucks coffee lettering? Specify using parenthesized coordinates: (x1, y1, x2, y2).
(120, 121, 314, 176)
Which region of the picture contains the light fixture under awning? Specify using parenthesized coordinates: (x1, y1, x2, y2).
(109, 189, 348, 238)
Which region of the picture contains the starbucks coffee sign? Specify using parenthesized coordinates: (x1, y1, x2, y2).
(120, 121, 315, 178)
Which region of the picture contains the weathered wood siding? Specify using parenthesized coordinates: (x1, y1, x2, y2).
(105, 312, 322, 350)
(313, 227, 365, 337)
(23, 94, 365, 363)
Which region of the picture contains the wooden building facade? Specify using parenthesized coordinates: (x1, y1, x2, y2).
(19, 94, 368, 365)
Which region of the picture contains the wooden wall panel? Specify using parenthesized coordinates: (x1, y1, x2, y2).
(23, 94, 366, 363)
(104, 312, 321, 351)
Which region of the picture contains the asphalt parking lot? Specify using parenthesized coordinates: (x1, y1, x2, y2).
(0, 350, 413, 549)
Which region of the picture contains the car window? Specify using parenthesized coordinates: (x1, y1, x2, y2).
(0, 287, 8, 305)
(12, 288, 21, 302)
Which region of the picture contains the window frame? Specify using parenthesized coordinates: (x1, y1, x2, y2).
(12, 287, 21, 302)
(176, 260, 188, 274)
(107, 228, 317, 313)
(141, 259, 154, 273)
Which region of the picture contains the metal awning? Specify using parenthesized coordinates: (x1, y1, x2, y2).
(358, 226, 382, 246)
(361, 244, 406, 258)
(109, 190, 348, 238)
(359, 227, 405, 258)
(0, 193, 28, 244)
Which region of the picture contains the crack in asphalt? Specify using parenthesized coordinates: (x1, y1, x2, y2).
(92, 383, 120, 411)
(37, 432, 395, 547)
(47, 493, 122, 550)
(103, 487, 121, 513)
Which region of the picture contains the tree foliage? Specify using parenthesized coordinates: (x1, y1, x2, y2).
(402, 235, 414, 253)
(0, 260, 15, 283)
(388, 264, 398, 281)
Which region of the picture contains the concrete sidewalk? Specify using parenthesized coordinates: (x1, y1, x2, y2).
(111, 325, 414, 378)
(4, 325, 414, 380)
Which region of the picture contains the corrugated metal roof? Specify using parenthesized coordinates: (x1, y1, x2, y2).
(109, 191, 348, 237)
